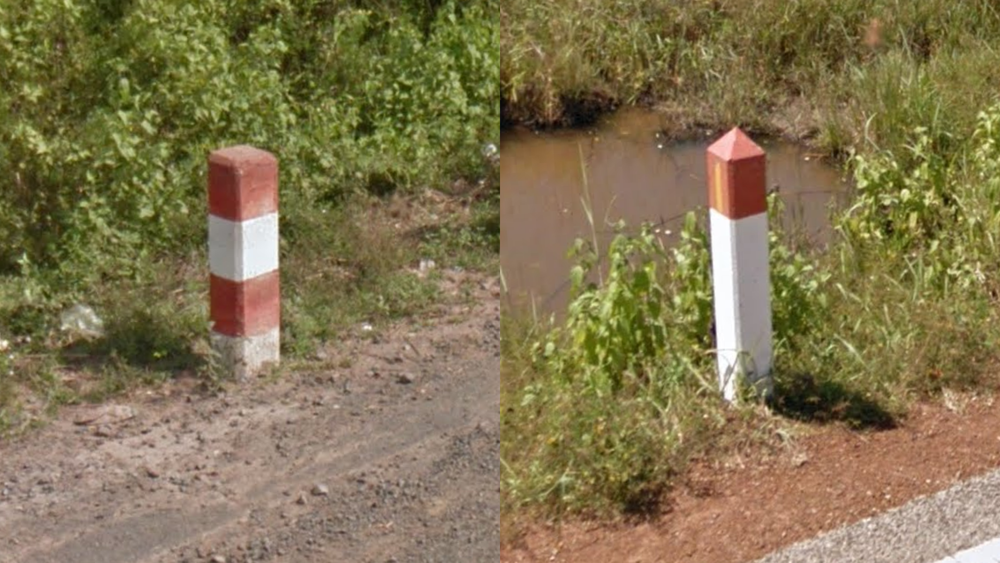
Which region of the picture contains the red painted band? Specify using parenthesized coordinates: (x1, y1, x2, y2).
(210, 271, 280, 337)
(208, 146, 278, 222)
(706, 128, 767, 220)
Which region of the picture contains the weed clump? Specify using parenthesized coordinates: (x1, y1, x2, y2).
(506, 222, 716, 515)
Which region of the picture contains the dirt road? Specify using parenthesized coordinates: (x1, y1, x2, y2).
(0, 282, 499, 563)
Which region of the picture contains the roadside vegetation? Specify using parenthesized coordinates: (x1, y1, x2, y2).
(0, 0, 498, 434)
(502, 0, 1000, 156)
(502, 1, 1000, 520)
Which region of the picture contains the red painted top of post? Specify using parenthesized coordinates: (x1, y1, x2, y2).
(208, 146, 278, 222)
(706, 128, 766, 220)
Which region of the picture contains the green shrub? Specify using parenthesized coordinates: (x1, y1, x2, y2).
(0, 0, 499, 275)
(515, 223, 717, 514)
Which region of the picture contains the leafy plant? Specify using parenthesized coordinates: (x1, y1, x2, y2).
(839, 129, 953, 250)
(536, 223, 671, 394)
(668, 212, 713, 352)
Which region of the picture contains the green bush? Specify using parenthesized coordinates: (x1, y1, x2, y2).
(516, 223, 717, 514)
(0, 0, 499, 275)
(0, 0, 498, 426)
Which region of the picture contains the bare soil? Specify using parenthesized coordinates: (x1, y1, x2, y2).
(0, 275, 501, 563)
(503, 391, 1000, 563)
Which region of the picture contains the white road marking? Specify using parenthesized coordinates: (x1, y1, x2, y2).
(936, 536, 1000, 563)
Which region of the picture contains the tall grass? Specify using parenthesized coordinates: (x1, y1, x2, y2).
(503, 220, 723, 516)
(502, 0, 1000, 158)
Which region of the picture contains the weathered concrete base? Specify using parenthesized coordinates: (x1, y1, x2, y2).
(210, 328, 279, 381)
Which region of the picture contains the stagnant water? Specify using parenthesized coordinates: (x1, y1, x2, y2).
(500, 109, 852, 315)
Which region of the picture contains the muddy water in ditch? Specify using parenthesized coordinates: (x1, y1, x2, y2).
(500, 109, 852, 316)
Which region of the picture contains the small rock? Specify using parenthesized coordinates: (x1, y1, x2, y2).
(311, 483, 329, 496)
(397, 373, 416, 385)
(791, 451, 809, 468)
(211, 556, 226, 563)
(145, 466, 160, 479)
(295, 492, 307, 505)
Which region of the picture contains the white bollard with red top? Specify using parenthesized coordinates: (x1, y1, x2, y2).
(706, 128, 773, 402)
(207, 145, 280, 379)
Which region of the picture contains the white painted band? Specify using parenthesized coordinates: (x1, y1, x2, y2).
(709, 208, 773, 401)
(209, 212, 279, 282)
(933, 535, 1000, 563)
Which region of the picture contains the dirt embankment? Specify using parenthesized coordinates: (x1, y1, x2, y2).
(0, 275, 501, 563)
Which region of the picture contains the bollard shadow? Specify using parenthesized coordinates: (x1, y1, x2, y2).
(619, 484, 667, 520)
(771, 371, 897, 430)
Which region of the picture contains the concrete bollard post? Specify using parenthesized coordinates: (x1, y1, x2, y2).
(208, 145, 280, 380)
(706, 128, 773, 402)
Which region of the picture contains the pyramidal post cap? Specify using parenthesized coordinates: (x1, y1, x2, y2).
(707, 127, 765, 162)
(706, 127, 766, 220)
